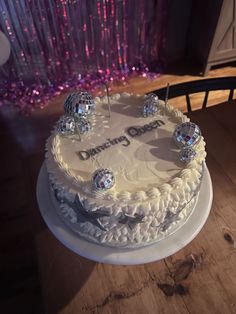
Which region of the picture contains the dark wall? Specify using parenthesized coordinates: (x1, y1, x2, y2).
(187, 0, 223, 63)
(164, 0, 224, 69)
(165, 0, 193, 63)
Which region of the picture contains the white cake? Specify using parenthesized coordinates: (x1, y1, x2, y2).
(45, 93, 206, 248)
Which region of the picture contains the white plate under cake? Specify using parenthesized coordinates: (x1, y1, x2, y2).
(45, 93, 206, 248)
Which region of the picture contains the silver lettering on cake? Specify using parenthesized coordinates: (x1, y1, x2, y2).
(76, 120, 164, 161)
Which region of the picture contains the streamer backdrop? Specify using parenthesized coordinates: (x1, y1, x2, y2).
(0, 0, 168, 113)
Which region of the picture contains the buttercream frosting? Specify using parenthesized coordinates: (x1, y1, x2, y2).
(45, 93, 206, 247)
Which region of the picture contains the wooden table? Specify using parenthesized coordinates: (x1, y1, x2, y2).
(35, 100, 236, 314)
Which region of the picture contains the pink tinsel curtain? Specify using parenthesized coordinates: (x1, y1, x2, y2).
(0, 0, 168, 112)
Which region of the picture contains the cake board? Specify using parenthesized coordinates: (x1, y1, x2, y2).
(36, 162, 213, 265)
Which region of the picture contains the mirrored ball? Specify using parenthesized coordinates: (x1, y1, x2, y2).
(64, 91, 96, 118)
(92, 168, 115, 191)
(57, 115, 76, 136)
(142, 95, 159, 117)
(179, 147, 197, 163)
(77, 118, 91, 134)
(173, 122, 201, 148)
(146, 93, 159, 102)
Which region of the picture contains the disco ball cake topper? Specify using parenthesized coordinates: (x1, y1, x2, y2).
(147, 93, 159, 102)
(64, 91, 96, 118)
(92, 168, 115, 191)
(77, 117, 92, 134)
(173, 122, 201, 148)
(179, 147, 197, 163)
(57, 115, 76, 136)
(142, 93, 159, 117)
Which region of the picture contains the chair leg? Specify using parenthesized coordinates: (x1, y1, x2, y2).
(186, 94, 191, 112)
(202, 91, 209, 109)
(228, 89, 234, 101)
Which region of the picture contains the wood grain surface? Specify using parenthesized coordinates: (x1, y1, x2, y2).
(1, 64, 235, 314)
(34, 100, 236, 314)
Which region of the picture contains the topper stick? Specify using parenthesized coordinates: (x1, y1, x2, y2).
(104, 83, 111, 118)
(164, 83, 170, 110)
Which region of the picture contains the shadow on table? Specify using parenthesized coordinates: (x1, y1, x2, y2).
(0, 109, 44, 313)
(36, 230, 96, 313)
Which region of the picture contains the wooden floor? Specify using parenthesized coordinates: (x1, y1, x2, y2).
(0, 62, 236, 313)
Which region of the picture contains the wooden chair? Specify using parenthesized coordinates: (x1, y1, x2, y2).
(152, 77, 236, 112)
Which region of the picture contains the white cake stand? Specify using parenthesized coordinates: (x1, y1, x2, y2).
(36, 162, 213, 265)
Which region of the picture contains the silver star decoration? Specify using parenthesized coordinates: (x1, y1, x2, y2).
(159, 210, 180, 232)
(118, 213, 145, 229)
(159, 183, 202, 232)
(54, 190, 110, 231)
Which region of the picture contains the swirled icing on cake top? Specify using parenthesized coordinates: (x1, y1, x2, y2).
(50, 93, 199, 195)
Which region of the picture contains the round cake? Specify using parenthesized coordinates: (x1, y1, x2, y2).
(45, 92, 206, 248)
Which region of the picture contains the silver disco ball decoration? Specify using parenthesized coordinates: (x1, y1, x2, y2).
(64, 91, 96, 118)
(142, 95, 159, 117)
(77, 117, 92, 134)
(147, 93, 159, 102)
(173, 122, 201, 148)
(179, 147, 197, 163)
(57, 115, 76, 136)
(92, 168, 115, 191)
